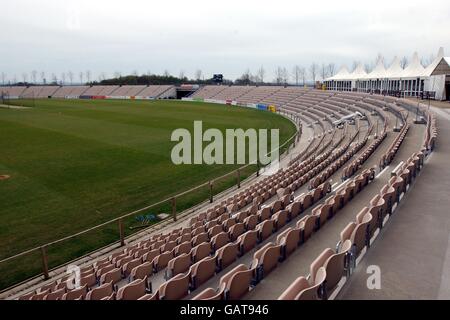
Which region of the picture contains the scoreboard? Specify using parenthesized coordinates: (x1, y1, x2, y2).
(213, 74, 223, 84)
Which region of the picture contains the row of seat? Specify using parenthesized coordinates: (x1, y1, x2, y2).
(342, 130, 387, 179)
(277, 149, 427, 300)
(380, 123, 409, 168)
(193, 168, 376, 300)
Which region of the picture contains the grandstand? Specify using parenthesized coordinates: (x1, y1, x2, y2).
(2, 83, 444, 302)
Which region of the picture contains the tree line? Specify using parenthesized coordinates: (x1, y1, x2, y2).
(0, 53, 438, 87)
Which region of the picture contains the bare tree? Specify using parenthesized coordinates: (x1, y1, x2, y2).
(179, 70, 185, 80)
(274, 67, 283, 84)
(22, 73, 28, 83)
(163, 70, 170, 77)
(320, 63, 328, 81)
(292, 65, 301, 86)
(146, 70, 152, 77)
(281, 67, 288, 85)
(238, 69, 252, 85)
(309, 63, 318, 84)
(79, 71, 84, 84)
(300, 67, 306, 86)
(352, 61, 359, 72)
(51, 73, 58, 84)
(421, 54, 435, 67)
(86, 70, 91, 84)
(375, 53, 384, 65)
(40, 71, 46, 84)
(31, 70, 38, 84)
(113, 71, 121, 79)
(1, 72, 6, 85)
(327, 63, 336, 77)
(68, 71, 74, 85)
(364, 63, 373, 73)
(257, 66, 265, 84)
(195, 69, 202, 81)
(400, 56, 408, 69)
(100, 72, 106, 81)
(61, 72, 66, 85)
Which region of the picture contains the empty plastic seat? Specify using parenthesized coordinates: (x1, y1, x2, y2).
(158, 272, 190, 300)
(192, 287, 223, 300)
(277, 227, 301, 259)
(100, 268, 122, 285)
(229, 222, 245, 241)
(191, 242, 212, 262)
(43, 288, 66, 300)
(86, 282, 114, 300)
(166, 253, 191, 278)
(216, 242, 239, 271)
(237, 230, 258, 255)
(116, 277, 147, 300)
(310, 240, 351, 297)
(251, 243, 281, 282)
(278, 267, 326, 300)
(219, 264, 253, 300)
(62, 284, 88, 300)
(190, 255, 216, 289)
(256, 219, 274, 241)
(153, 251, 173, 272)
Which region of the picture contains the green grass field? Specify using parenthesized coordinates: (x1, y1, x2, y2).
(0, 98, 296, 290)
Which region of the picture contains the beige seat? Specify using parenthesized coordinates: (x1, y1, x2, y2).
(43, 288, 66, 300)
(190, 255, 216, 289)
(243, 215, 258, 230)
(256, 219, 274, 241)
(130, 261, 153, 281)
(166, 253, 191, 278)
(215, 242, 239, 271)
(116, 277, 147, 300)
(211, 232, 230, 251)
(310, 240, 352, 297)
(297, 215, 315, 242)
(122, 257, 142, 278)
(100, 268, 122, 285)
(190, 242, 211, 262)
(219, 264, 253, 300)
(192, 287, 223, 300)
(237, 230, 258, 255)
(229, 222, 245, 241)
(250, 243, 281, 282)
(86, 281, 114, 300)
(153, 251, 173, 272)
(173, 241, 192, 256)
(61, 284, 88, 300)
(158, 272, 190, 300)
(277, 227, 300, 259)
(272, 210, 288, 230)
(138, 292, 159, 300)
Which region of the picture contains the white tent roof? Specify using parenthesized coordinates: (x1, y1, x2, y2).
(327, 66, 351, 81)
(401, 52, 425, 78)
(385, 56, 404, 78)
(445, 57, 450, 65)
(351, 63, 368, 79)
(423, 47, 445, 77)
(366, 58, 388, 79)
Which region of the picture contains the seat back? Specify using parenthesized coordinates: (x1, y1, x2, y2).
(190, 255, 216, 289)
(116, 277, 147, 300)
(86, 281, 114, 300)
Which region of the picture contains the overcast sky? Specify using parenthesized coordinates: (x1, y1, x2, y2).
(1, 0, 449, 83)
